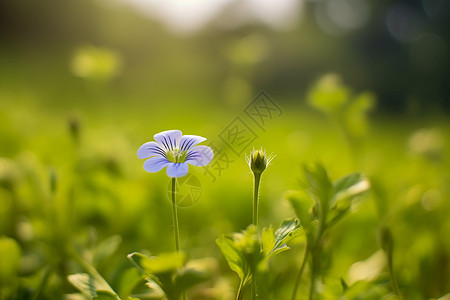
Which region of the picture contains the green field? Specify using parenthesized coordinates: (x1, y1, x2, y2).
(1, 1, 449, 299)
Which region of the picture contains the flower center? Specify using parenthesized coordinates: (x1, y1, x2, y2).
(167, 149, 187, 163)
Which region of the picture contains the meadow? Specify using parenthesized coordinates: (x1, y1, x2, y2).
(1, 70, 449, 299)
(1, 1, 450, 299)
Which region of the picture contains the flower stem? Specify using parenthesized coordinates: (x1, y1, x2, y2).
(251, 173, 261, 300)
(236, 281, 244, 300)
(308, 271, 315, 300)
(252, 279, 257, 300)
(387, 252, 401, 299)
(172, 178, 186, 300)
(252, 173, 261, 226)
(171, 177, 180, 252)
(291, 243, 310, 300)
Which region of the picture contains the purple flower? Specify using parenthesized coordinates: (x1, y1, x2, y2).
(137, 130, 214, 178)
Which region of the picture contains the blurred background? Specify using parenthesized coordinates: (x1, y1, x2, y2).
(0, 0, 449, 299)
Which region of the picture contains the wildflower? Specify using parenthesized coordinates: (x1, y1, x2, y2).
(137, 130, 214, 178)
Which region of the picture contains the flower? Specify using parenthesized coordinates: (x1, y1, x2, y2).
(137, 130, 214, 178)
(246, 147, 274, 175)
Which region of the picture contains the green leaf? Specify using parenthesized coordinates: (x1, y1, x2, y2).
(328, 174, 370, 226)
(340, 277, 348, 291)
(261, 226, 275, 257)
(327, 198, 352, 227)
(343, 280, 390, 300)
(144, 277, 166, 296)
(68, 273, 112, 298)
(174, 268, 210, 293)
(334, 174, 369, 201)
(345, 91, 376, 138)
(93, 235, 122, 265)
(118, 268, 142, 299)
(127, 252, 187, 275)
(307, 73, 350, 114)
(94, 290, 121, 300)
(286, 190, 313, 229)
(265, 218, 303, 262)
(273, 218, 302, 249)
(333, 173, 363, 196)
(64, 294, 86, 300)
(266, 245, 290, 261)
(303, 163, 333, 211)
(0, 236, 21, 283)
(216, 235, 246, 282)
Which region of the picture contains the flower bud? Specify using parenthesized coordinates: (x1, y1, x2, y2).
(246, 148, 274, 175)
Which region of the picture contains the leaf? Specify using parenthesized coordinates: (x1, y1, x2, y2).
(64, 294, 86, 300)
(0, 236, 21, 283)
(286, 191, 313, 231)
(327, 174, 370, 226)
(333, 174, 369, 204)
(174, 268, 210, 293)
(144, 277, 166, 296)
(93, 235, 122, 264)
(265, 245, 290, 262)
(68, 273, 111, 298)
(307, 73, 350, 114)
(94, 290, 121, 300)
(326, 198, 352, 227)
(345, 91, 376, 138)
(437, 293, 450, 300)
(273, 218, 302, 249)
(127, 252, 187, 275)
(340, 278, 348, 291)
(343, 280, 390, 300)
(216, 235, 247, 282)
(333, 173, 363, 196)
(342, 178, 369, 199)
(261, 226, 275, 257)
(303, 163, 333, 210)
(117, 268, 142, 299)
(265, 218, 303, 262)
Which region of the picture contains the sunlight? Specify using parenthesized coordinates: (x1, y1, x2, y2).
(118, 0, 301, 33)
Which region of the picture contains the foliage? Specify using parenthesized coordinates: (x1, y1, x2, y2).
(0, 67, 449, 299)
(127, 252, 210, 300)
(217, 219, 302, 298)
(287, 165, 370, 299)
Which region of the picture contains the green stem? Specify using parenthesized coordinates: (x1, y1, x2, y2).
(172, 178, 186, 300)
(291, 244, 310, 300)
(32, 266, 51, 300)
(252, 173, 261, 226)
(309, 267, 315, 300)
(251, 173, 261, 300)
(236, 281, 244, 300)
(171, 178, 180, 252)
(387, 253, 401, 299)
(68, 247, 114, 291)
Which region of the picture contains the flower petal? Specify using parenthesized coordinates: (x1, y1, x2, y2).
(143, 156, 171, 173)
(166, 163, 189, 178)
(137, 141, 167, 159)
(186, 145, 214, 166)
(154, 130, 182, 152)
(179, 135, 207, 152)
